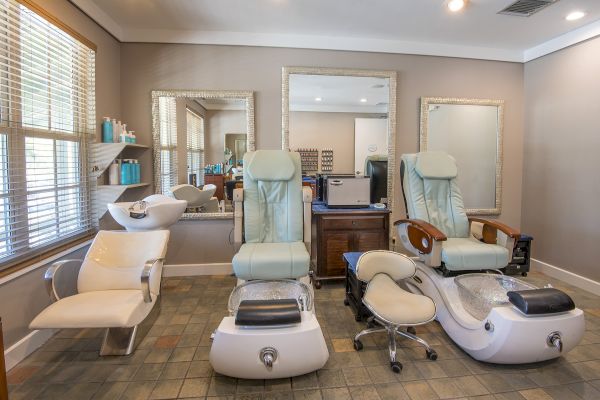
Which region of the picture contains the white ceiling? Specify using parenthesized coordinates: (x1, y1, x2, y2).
(290, 75, 389, 113)
(71, 0, 600, 62)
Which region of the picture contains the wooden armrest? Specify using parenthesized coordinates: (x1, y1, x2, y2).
(394, 219, 447, 241)
(394, 219, 446, 255)
(469, 217, 520, 244)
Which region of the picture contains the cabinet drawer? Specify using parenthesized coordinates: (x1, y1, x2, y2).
(321, 216, 385, 231)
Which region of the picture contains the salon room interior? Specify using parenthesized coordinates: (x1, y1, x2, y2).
(0, 0, 599, 399)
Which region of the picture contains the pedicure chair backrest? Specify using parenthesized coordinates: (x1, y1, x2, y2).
(243, 150, 303, 243)
(397, 152, 519, 271)
(402, 152, 469, 238)
(78, 230, 170, 297)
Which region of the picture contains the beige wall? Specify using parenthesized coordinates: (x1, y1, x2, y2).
(205, 110, 246, 165)
(289, 112, 384, 174)
(0, 0, 121, 348)
(523, 37, 600, 282)
(121, 44, 525, 233)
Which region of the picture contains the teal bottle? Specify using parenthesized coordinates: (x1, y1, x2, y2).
(101, 117, 113, 143)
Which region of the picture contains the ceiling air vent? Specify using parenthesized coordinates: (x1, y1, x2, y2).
(498, 0, 558, 17)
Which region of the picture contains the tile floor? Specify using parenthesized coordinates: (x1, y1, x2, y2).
(7, 271, 600, 400)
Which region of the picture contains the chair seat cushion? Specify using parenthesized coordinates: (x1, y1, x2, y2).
(29, 290, 155, 329)
(232, 242, 309, 280)
(363, 273, 436, 325)
(442, 237, 509, 271)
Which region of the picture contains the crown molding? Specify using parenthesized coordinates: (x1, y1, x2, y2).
(69, 0, 600, 63)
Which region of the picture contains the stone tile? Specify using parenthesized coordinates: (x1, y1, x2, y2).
(342, 367, 371, 387)
(161, 361, 191, 379)
(292, 372, 319, 390)
(263, 392, 294, 400)
(366, 365, 399, 384)
(106, 364, 142, 382)
(375, 382, 410, 400)
(517, 388, 553, 400)
(317, 369, 346, 388)
(6, 365, 40, 384)
(236, 379, 265, 393)
(179, 377, 210, 398)
(149, 378, 183, 399)
(265, 378, 292, 392)
(293, 389, 323, 400)
(567, 381, 600, 399)
(401, 381, 439, 400)
(332, 338, 355, 353)
(186, 360, 213, 378)
(207, 376, 237, 396)
(154, 335, 181, 349)
(169, 347, 196, 363)
(427, 378, 465, 399)
(133, 363, 166, 381)
(91, 381, 129, 400)
(348, 385, 381, 400)
(321, 387, 352, 400)
(454, 375, 490, 397)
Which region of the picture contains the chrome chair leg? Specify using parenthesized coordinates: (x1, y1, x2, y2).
(387, 328, 397, 362)
(396, 327, 438, 361)
(354, 327, 386, 342)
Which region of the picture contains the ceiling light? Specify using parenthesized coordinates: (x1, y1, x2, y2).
(314, 97, 322, 102)
(360, 98, 367, 103)
(448, 0, 465, 12)
(566, 11, 585, 21)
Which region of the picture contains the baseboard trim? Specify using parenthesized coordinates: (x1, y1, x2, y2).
(4, 329, 57, 371)
(530, 258, 600, 296)
(163, 263, 233, 277)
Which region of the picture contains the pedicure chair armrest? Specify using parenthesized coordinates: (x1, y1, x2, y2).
(141, 258, 164, 303)
(302, 186, 312, 254)
(394, 219, 446, 267)
(45, 259, 83, 303)
(469, 217, 520, 251)
(233, 188, 244, 252)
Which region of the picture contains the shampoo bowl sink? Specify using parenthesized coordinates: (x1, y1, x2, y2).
(107, 194, 187, 231)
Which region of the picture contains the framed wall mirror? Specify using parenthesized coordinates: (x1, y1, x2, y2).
(151, 90, 255, 220)
(281, 67, 397, 215)
(420, 97, 504, 215)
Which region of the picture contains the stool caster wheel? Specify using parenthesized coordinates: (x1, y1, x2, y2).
(314, 281, 322, 289)
(390, 361, 403, 373)
(407, 326, 416, 334)
(521, 272, 528, 277)
(344, 298, 350, 306)
(353, 340, 363, 351)
(354, 314, 362, 322)
(367, 321, 376, 329)
(426, 349, 438, 361)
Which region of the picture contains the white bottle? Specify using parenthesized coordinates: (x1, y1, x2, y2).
(108, 160, 120, 185)
(111, 119, 119, 142)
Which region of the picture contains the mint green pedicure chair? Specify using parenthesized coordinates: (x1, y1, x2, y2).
(209, 150, 329, 379)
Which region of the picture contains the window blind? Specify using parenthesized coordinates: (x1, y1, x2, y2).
(0, 0, 96, 266)
(186, 108, 204, 185)
(157, 96, 177, 194)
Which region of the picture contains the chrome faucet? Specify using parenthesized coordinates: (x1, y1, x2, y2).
(547, 332, 563, 352)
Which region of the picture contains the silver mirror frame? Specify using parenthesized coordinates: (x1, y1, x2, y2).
(419, 97, 504, 216)
(151, 89, 255, 220)
(281, 66, 397, 219)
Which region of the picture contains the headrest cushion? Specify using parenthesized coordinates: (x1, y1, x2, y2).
(246, 150, 295, 181)
(415, 152, 457, 179)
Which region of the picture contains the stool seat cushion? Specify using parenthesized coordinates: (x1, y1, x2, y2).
(363, 273, 435, 325)
(29, 290, 155, 329)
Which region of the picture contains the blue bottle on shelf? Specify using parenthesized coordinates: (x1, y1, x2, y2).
(101, 117, 113, 143)
(120, 160, 130, 185)
(133, 160, 140, 184)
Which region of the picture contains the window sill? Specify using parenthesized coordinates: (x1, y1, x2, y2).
(0, 235, 95, 286)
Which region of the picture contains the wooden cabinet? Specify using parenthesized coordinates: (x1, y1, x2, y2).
(312, 209, 389, 288)
(204, 174, 225, 201)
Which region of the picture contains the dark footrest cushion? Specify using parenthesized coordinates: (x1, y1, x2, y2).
(235, 299, 301, 326)
(508, 288, 575, 315)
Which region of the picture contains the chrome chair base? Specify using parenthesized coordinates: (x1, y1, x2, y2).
(353, 318, 437, 373)
(99, 296, 161, 356)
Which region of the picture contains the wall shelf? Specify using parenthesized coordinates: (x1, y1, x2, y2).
(92, 142, 150, 219)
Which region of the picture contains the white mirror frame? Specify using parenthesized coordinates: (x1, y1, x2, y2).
(151, 89, 255, 220)
(419, 97, 504, 216)
(281, 66, 397, 218)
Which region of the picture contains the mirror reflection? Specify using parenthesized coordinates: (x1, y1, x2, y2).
(288, 74, 390, 205)
(152, 91, 254, 217)
(420, 98, 503, 214)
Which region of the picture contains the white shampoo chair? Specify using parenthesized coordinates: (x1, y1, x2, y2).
(30, 230, 170, 356)
(171, 184, 219, 213)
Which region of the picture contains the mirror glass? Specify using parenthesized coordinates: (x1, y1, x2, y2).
(152, 90, 254, 219)
(420, 98, 503, 214)
(286, 73, 392, 204)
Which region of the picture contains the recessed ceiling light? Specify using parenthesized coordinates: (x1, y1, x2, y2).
(566, 11, 585, 21)
(447, 0, 465, 12)
(314, 97, 322, 102)
(360, 98, 367, 103)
